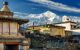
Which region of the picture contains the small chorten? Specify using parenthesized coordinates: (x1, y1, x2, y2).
(62, 16, 71, 22)
(0, 2, 13, 17)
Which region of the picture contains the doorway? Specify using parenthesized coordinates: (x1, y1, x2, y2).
(4, 44, 19, 50)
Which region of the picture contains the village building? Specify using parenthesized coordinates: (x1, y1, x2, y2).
(27, 24, 65, 37)
(26, 24, 79, 50)
(55, 16, 80, 36)
(26, 16, 80, 50)
(0, 1, 29, 50)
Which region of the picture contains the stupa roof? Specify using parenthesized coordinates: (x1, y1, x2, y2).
(0, 17, 29, 25)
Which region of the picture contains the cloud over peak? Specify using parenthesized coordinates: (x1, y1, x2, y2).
(31, 0, 50, 2)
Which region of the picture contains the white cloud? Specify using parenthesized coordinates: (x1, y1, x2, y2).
(14, 12, 29, 19)
(29, 0, 80, 13)
(62, 15, 80, 23)
(29, 0, 49, 2)
(69, 16, 80, 22)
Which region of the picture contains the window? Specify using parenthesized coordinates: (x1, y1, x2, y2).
(3, 22, 9, 34)
(40, 29, 49, 34)
(71, 25, 76, 29)
(10, 22, 18, 35)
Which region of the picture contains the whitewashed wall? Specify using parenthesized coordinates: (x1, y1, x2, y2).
(56, 23, 71, 30)
(72, 29, 80, 35)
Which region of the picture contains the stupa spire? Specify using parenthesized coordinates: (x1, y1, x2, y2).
(1, 1, 10, 12)
(0, 1, 13, 17)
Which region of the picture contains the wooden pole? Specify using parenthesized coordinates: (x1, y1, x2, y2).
(2, 22, 3, 35)
(9, 22, 10, 35)
(33, 22, 34, 30)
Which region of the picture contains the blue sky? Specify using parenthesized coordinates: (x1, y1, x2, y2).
(0, 0, 79, 16)
(0, 0, 80, 25)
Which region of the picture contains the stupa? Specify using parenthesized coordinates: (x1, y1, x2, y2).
(0, 1, 29, 50)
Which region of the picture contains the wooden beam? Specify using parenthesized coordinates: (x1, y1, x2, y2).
(17, 23, 18, 36)
(9, 22, 10, 35)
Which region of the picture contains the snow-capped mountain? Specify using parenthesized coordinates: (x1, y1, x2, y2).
(14, 11, 61, 26)
(14, 11, 80, 26)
